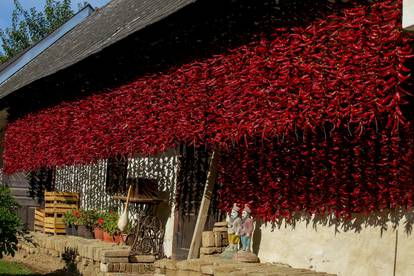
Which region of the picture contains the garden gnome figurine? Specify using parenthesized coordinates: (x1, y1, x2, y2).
(233, 204, 259, 263)
(227, 203, 242, 250)
(239, 204, 254, 251)
(221, 203, 242, 258)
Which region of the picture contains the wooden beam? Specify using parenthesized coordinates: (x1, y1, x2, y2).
(187, 150, 219, 259)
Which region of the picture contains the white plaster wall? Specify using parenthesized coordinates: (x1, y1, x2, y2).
(256, 215, 414, 276)
(127, 150, 179, 257)
(403, 0, 414, 31)
(55, 149, 179, 258)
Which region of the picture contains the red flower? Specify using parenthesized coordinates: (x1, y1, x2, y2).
(72, 210, 80, 218)
(97, 218, 104, 225)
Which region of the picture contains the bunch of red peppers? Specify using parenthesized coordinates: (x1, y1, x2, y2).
(3, 0, 414, 220)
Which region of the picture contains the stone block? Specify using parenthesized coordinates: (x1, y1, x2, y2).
(112, 262, 120, 272)
(119, 262, 126, 272)
(156, 267, 167, 274)
(102, 249, 130, 258)
(200, 247, 222, 255)
(213, 227, 228, 233)
(169, 271, 202, 276)
(214, 221, 228, 227)
(200, 265, 214, 275)
(177, 259, 215, 272)
(202, 231, 215, 247)
(126, 263, 133, 273)
(214, 266, 241, 276)
(129, 254, 156, 263)
(101, 257, 129, 263)
(155, 259, 177, 270)
(100, 262, 109, 273)
(214, 232, 223, 247)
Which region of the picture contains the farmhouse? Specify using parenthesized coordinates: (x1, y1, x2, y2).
(0, 0, 413, 275)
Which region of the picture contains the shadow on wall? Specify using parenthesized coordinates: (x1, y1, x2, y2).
(251, 208, 414, 256)
(266, 208, 413, 235)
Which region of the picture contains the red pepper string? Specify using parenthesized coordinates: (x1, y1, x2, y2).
(3, 0, 414, 221)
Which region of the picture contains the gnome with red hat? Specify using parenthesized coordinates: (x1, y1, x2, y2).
(225, 203, 242, 251)
(238, 204, 254, 252)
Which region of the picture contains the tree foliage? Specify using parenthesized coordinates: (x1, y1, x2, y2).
(0, 186, 21, 258)
(0, 0, 74, 63)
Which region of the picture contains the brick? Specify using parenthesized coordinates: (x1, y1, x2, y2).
(176, 259, 215, 272)
(129, 254, 156, 263)
(102, 257, 129, 263)
(156, 267, 167, 274)
(214, 232, 223, 247)
(100, 262, 109, 273)
(214, 221, 228, 227)
(200, 247, 221, 255)
(119, 262, 126, 272)
(112, 262, 120, 272)
(200, 265, 214, 275)
(102, 249, 130, 258)
(202, 231, 215, 247)
(155, 259, 177, 270)
(213, 227, 228, 232)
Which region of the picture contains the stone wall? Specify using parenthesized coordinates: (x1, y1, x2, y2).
(256, 216, 414, 276)
(154, 255, 335, 276)
(18, 232, 155, 276)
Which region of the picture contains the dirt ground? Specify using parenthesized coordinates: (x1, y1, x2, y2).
(4, 250, 77, 276)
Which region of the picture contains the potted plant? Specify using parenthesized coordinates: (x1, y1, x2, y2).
(102, 210, 120, 243)
(121, 221, 134, 245)
(93, 210, 105, 240)
(77, 210, 94, 239)
(63, 210, 79, 236)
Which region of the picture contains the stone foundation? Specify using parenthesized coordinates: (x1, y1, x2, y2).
(154, 255, 336, 276)
(18, 232, 155, 276)
(200, 221, 228, 257)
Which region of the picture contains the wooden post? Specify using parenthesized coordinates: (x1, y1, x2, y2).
(187, 150, 219, 259)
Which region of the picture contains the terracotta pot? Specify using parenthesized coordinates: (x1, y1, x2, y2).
(65, 224, 78, 236)
(120, 233, 128, 245)
(103, 231, 113, 243)
(94, 227, 104, 240)
(113, 233, 122, 244)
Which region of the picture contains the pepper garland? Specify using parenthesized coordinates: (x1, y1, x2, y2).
(3, 0, 414, 220)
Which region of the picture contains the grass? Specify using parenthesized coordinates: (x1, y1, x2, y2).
(0, 259, 38, 276)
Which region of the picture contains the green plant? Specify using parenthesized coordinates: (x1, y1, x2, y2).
(94, 210, 105, 228)
(0, 187, 22, 258)
(78, 210, 97, 229)
(102, 211, 119, 235)
(62, 210, 78, 226)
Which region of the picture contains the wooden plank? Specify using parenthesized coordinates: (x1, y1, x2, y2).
(187, 150, 219, 259)
(45, 195, 79, 201)
(45, 191, 79, 196)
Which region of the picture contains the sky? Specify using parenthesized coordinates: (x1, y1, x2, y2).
(0, 0, 111, 31)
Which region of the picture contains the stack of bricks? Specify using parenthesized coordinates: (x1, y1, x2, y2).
(200, 221, 228, 257)
(16, 232, 155, 276)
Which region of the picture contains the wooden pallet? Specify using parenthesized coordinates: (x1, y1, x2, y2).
(44, 215, 66, 235)
(34, 192, 79, 235)
(34, 208, 45, 233)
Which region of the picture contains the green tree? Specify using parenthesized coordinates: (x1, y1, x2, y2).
(0, 187, 21, 258)
(0, 0, 74, 63)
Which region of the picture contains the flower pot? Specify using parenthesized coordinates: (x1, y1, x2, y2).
(113, 233, 122, 244)
(94, 227, 104, 240)
(103, 231, 113, 243)
(78, 225, 94, 239)
(65, 224, 78, 236)
(120, 233, 128, 245)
